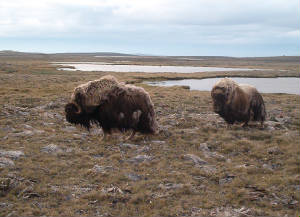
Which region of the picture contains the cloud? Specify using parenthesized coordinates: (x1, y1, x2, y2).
(0, 0, 299, 55)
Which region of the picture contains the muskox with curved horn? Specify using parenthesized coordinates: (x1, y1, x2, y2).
(65, 75, 158, 140)
(211, 78, 266, 127)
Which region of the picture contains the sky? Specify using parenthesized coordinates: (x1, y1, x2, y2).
(0, 0, 299, 56)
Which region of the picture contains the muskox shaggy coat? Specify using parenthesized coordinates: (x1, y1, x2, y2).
(211, 78, 266, 127)
(65, 75, 158, 139)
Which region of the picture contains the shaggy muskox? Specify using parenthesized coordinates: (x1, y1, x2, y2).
(211, 78, 266, 127)
(65, 75, 158, 140)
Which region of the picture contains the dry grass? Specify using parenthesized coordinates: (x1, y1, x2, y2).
(0, 54, 299, 216)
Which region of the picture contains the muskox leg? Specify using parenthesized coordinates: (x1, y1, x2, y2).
(242, 110, 251, 128)
(99, 132, 107, 141)
(124, 130, 136, 141)
(242, 119, 249, 128)
(226, 124, 232, 129)
(242, 123, 248, 128)
(260, 121, 264, 129)
(99, 129, 111, 141)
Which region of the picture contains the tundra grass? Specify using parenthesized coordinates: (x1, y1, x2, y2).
(0, 55, 299, 216)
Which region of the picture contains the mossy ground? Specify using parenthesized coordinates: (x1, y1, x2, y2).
(0, 55, 299, 216)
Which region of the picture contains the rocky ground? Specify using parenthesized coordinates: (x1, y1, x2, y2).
(0, 56, 299, 216)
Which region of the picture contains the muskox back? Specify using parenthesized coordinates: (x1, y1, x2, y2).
(92, 84, 158, 134)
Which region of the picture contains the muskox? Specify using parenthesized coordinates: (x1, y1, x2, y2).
(65, 75, 158, 140)
(211, 78, 266, 127)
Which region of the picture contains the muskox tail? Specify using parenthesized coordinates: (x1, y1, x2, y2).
(251, 93, 266, 123)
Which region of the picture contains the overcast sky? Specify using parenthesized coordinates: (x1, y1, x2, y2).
(0, 0, 299, 56)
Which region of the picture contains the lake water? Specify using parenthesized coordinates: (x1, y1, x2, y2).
(146, 77, 300, 95)
(54, 62, 265, 73)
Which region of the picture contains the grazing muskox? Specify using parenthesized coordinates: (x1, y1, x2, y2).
(211, 78, 266, 127)
(65, 75, 158, 140)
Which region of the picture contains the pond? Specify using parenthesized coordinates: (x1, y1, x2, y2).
(146, 77, 300, 95)
(54, 62, 266, 73)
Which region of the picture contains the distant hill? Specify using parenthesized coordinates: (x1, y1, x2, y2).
(0, 50, 298, 61)
(0, 50, 135, 56)
(0, 50, 137, 60)
(0, 50, 47, 56)
(51, 52, 136, 57)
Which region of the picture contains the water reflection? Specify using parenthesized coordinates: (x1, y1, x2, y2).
(54, 62, 265, 73)
(147, 77, 300, 95)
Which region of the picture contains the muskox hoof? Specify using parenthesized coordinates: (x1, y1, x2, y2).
(123, 131, 136, 141)
(242, 122, 249, 128)
(99, 133, 108, 142)
(226, 124, 232, 129)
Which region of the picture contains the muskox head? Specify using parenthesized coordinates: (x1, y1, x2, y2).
(65, 102, 91, 130)
(211, 86, 228, 115)
(211, 78, 237, 114)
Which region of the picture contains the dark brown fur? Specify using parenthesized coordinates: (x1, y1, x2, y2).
(65, 80, 158, 136)
(211, 78, 266, 126)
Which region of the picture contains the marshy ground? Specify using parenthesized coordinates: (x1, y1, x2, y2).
(0, 52, 299, 216)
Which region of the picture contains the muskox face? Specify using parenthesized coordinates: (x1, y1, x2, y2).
(65, 103, 80, 123)
(211, 87, 227, 114)
(65, 102, 91, 129)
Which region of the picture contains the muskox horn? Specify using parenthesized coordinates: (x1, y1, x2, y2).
(65, 102, 82, 115)
(73, 102, 82, 114)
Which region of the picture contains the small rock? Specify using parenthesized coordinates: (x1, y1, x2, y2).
(6, 211, 17, 217)
(128, 155, 153, 163)
(265, 121, 284, 130)
(16, 111, 29, 116)
(33, 129, 45, 134)
(292, 185, 300, 191)
(0, 150, 24, 160)
(90, 128, 102, 135)
(235, 164, 257, 169)
(266, 125, 275, 131)
(0, 202, 12, 208)
(101, 186, 123, 194)
(91, 165, 114, 174)
(199, 143, 210, 152)
(206, 152, 225, 160)
(137, 146, 151, 153)
(193, 176, 206, 181)
(0, 157, 15, 168)
(72, 134, 82, 139)
(92, 165, 106, 173)
(159, 183, 183, 190)
(22, 124, 33, 130)
(13, 130, 34, 137)
(41, 144, 62, 154)
(159, 126, 172, 137)
(119, 143, 139, 149)
(183, 154, 207, 165)
(151, 140, 166, 145)
(199, 143, 225, 160)
(45, 101, 60, 109)
(1, 126, 16, 132)
(262, 164, 273, 171)
(199, 165, 217, 174)
(54, 113, 64, 120)
(62, 126, 77, 132)
(43, 122, 55, 126)
(125, 173, 142, 181)
(219, 174, 235, 185)
(267, 146, 282, 155)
